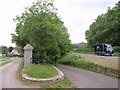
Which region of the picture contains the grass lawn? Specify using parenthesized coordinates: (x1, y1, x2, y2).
(23, 64, 58, 78)
(80, 55, 118, 70)
(0, 59, 13, 66)
(17, 60, 76, 88)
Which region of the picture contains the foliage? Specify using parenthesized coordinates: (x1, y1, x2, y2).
(72, 43, 93, 54)
(73, 47, 93, 54)
(58, 53, 94, 70)
(2, 46, 8, 55)
(23, 64, 58, 78)
(113, 52, 120, 56)
(72, 42, 87, 48)
(113, 46, 120, 52)
(113, 46, 120, 56)
(8, 46, 13, 52)
(14, 46, 23, 55)
(85, 1, 120, 47)
(0, 46, 2, 53)
(58, 53, 119, 78)
(12, 0, 72, 64)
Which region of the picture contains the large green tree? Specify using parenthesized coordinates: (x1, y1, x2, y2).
(85, 1, 120, 47)
(12, 0, 71, 64)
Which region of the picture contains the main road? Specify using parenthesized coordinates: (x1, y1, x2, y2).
(74, 53, 119, 60)
(0, 58, 29, 89)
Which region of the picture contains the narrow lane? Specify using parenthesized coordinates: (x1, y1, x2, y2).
(0, 58, 28, 89)
(57, 64, 118, 88)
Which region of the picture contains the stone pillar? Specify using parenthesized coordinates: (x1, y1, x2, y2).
(24, 44, 33, 67)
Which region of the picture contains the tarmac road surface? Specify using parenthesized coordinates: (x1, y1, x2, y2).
(57, 64, 119, 88)
(0, 58, 29, 89)
(74, 53, 119, 60)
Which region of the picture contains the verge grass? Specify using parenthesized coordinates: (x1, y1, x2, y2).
(59, 53, 94, 70)
(40, 75, 75, 88)
(113, 52, 120, 56)
(0, 59, 13, 66)
(81, 55, 118, 70)
(17, 59, 76, 88)
(23, 64, 58, 78)
(58, 53, 119, 78)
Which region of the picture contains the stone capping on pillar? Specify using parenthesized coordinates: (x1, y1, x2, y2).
(24, 44, 33, 50)
(22, 66, 64, 83)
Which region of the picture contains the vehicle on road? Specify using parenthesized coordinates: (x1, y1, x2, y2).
(94, 44, 113, 56)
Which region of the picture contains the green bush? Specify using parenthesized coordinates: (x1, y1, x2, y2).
(113, 46, 120, 52)
(58, 54, 94, 70)
(113, 46, 120, 56)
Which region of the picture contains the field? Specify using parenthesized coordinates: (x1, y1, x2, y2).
(81, 55, 118, 70)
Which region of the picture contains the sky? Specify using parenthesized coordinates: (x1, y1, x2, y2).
(0, 0, 118, 47)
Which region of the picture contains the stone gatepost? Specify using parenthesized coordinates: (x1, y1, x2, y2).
(24, 44, 33, 67)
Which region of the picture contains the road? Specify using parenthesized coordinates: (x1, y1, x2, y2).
(0, 58, 29, 89)
(0, 57, 119, 89)
(74, 53, 119, 60)
(57, 64, 119, 88)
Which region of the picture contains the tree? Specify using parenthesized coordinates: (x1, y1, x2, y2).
(8, 46, 13, 52)
(85, 1, 120, 47)
(12, 0, 72, 64)
(2, 46, 8, 56)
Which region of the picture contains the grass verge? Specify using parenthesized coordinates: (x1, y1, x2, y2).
(23, 64, 58, 78)
(58, 53, 119, 79)
(0, 59, 13, 66)
(17, 59, 76, 88)
(113, 52, 120, 56)
(80, 55, 118, 70)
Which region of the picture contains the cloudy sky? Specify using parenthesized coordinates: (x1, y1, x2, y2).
(0, 0, 118, 47)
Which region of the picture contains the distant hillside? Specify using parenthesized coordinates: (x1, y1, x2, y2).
(72, 42, 87, 48)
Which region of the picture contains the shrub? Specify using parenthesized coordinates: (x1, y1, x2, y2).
(113, 46, 120, 52)
(58, 54, 94, 70)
